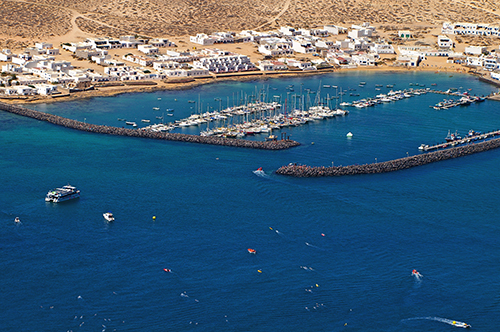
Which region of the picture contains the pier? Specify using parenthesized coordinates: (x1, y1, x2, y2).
(0, 102, 300, 150)
(276, 137, 500, 177)
(418, 130, 500, 151)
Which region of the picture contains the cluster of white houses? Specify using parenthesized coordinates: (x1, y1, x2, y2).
(2, 22, 500, 96)
(442, 22, 500, 37)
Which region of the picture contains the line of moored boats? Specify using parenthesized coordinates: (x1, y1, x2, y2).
(338, 88, 430, 108)
(432, 95, 485, 110)
(141, 101, 348, 138)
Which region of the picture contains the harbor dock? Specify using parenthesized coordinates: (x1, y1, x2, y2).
(418, 130, 500, 151)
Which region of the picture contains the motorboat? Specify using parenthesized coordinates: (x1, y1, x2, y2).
(247, 248, 257, 254)
(15, 217, 20, 223)
(253, 167, 265, 175)
(103, 212, 115, 222)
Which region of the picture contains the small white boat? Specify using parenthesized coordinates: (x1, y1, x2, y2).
(103, 212, 115, 222)
(141, 119, 151, 123)
(346, 132, 353, 138)
(152, 107, 160, 111)
(15, 217, 20, 223)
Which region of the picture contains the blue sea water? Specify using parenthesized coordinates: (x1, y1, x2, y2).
(1, 71, 500, 331)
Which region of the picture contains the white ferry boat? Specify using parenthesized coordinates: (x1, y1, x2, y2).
(45, 185, 80, 203)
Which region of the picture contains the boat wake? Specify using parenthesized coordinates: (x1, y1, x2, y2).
(253, 168, 267, 178)
(404, 317, 470, 328)
(305, 242, 325, 251)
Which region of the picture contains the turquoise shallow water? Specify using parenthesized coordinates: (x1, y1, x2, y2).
(1, 71, 499, 331)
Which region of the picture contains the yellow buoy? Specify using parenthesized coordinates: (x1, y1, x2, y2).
(257, 269, 262, 273)
(316, 284, 319, 287)
(152, 216, 156, 220)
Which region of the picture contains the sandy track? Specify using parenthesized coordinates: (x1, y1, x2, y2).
(252, 0, 292, 30)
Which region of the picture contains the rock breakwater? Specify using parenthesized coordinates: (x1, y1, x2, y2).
(276, 138, 500, 177)
(0, 102, 300, 150)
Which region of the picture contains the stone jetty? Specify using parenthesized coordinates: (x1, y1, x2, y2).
(276, 138, 500, 177)
(0, 102, 300, 150)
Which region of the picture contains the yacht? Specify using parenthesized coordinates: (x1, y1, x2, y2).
(45, 185, 80, 203)
(103, 212, 115, 222)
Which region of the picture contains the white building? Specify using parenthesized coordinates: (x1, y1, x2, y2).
(279, 58, 316, 70)
(466, 56, 483, 67)
(0, 51, 12, 62)
(210, 32, 234, 44)
(370, 43, 395, 54)
(258, 39, 293, 56)
(17, 75, 47, 85)
(348, 28, 372, 40)
(351, 53, 378, 66)
(190, 34, 216, 46)
(483, 56, 500, 70)
(442, 22, 500, 37)
(122, 54, 153, 66)
(138, 44, 159, 55)
(315, 40, 336, 49)
(298, 28, 328, 37)
(86, 38, 122, 49)
(193, 55, 256, 73)
(398, 30, 412, 39)
(324, 25, 347, 35)
(153, 61, 181, 71)
(397, 55, 421, 67)
(437, 35, 454, 49)
(149, 38, 175, 48)
(1, 64, 22, 73)
(464, 46, 487, 55)
(119, 36, 145, 48)
(292, 40, 317, 54)
(279, 26, 299, 36)
(34, 83, 58, 95)
(62, 42, 92, 53)
(256, 60, 288, 71)
(491, 71, 500, 80)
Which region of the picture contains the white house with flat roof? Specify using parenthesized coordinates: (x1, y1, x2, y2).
(438, 35, 454, 49)
(292, 40, 317, 54)
(138, 44, 159, 55)
(464, 46, 487, 55)
(0, 51, 12, 62)
(34, 83, 57, 95)
(190, 34, 216, 46)
(397, 55, 421, 67)
(370, 43, 395, 54)
(62, 42, 92, 53)
(119, 36, 145, 48)
(398, 30, 412, 39)
(1, 64, 22, 73)
(258, 40, 294, 57)
(279, 26, 300, 36)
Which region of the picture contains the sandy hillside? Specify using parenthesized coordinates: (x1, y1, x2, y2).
(1, 0, 500, 49)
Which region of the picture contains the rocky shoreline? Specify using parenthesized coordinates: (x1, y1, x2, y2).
(0, 102, 300, 150)
(276, 138, 500, 177)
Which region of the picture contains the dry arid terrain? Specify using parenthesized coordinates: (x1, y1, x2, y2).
(1, 0, 500, 49)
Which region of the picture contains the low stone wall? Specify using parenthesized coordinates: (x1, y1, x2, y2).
(0, 102, 300, 150)
(276, 138, 500, 177)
